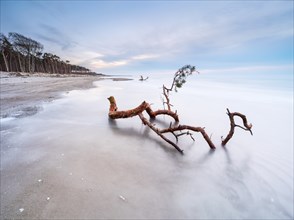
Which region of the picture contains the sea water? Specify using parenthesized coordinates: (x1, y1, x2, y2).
(1, 71, 293, 219)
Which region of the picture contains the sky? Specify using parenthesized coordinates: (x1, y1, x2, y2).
(0, 0, 293, 75)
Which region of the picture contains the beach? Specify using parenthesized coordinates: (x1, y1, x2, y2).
(0, 72, 103, 119)
(0, 72, 293, 219)
(1, 0, 293, 218)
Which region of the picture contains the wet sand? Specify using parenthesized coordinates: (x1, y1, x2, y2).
(0, 72, 293, 219)
(0, 72, 103, 119)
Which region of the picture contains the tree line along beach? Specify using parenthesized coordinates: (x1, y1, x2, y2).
(1, 32, 96, 75)
(0, 32, 131, 119)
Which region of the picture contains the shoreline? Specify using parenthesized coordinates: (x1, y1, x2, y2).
(0, 72, 103, 119)
(0, 72, 134, 119)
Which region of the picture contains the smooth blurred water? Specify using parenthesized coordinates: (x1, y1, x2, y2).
(1, 72, 293, 219)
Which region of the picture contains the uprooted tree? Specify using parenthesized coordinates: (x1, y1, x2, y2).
(107, 65, 253, 154)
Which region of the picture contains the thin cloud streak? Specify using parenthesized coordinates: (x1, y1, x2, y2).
(1, 1, 292, 73)
(37, 23, 78, 51)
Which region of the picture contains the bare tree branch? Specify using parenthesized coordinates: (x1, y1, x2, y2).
(138, 113, 184, 154)
(221, 108, 253, 146)
(107, 96, 215, 153)
(160, 125, 216, 149)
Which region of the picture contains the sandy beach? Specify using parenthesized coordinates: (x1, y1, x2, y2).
(1, 0, 293, 218)
(0, 72, 103, 119)
(0, 72, 293, 219)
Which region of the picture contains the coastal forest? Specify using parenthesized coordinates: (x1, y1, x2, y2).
(0, 32, 93, 74)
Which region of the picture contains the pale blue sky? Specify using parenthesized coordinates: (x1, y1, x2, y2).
(1, 0, 293, 75)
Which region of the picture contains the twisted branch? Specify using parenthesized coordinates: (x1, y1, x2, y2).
(221, 108, 253, 146)
(138, 113, 184, 154)
(108, 96, 179, 121)
(107, 96, 215, 153)
(160, 125, 215, 149)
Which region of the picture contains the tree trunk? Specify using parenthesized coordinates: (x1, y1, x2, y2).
(1, 50, 9, 72)
(17, 53, 25, 72)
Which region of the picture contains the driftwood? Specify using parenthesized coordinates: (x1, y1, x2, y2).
(107, 65, 253, 154)
(107, 96, 179, 121)
(139, 75, 149, 81)
(107, 96, 215, 153)
(222, 108, 253, 146)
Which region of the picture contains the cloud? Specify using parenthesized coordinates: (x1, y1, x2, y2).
(85, 53, 160, 69)
(30, 1, 293, 72)
(37, 23, 77, 51)
(82, 51, 104, 59)
(99, 1, 293, 60)
(132, 54, 159, 60)
(90, 59, 128, 69)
